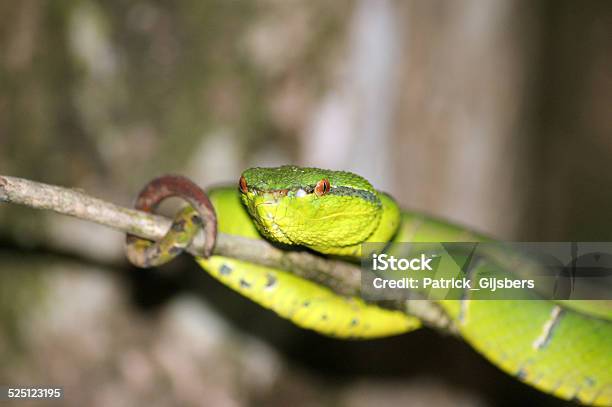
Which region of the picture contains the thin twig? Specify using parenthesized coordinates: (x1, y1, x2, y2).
(0, 175, 361, 294)
(0, 175, 452, 331)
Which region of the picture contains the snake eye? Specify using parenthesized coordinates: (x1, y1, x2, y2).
(314, 178, 330, 196)
(239, 176, 248, 193)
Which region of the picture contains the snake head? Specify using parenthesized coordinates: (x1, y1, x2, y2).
(238, 166, 383, 252)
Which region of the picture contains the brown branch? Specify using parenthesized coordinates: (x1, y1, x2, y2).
(0, 175, 452, 331)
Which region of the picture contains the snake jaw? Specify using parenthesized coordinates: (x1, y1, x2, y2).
(242, 192, 293, 245)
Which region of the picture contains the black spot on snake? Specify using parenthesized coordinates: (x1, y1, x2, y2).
(190, 214, 203, 226)
(350, 318, 358, 326)
(171, 219, 186, 232)
(303, 301, 310, 307)
(219, 264, 233, 275)
(265, 273, 277, 289)
(240, 279, 251, 288)
(321, 314, 328, 321)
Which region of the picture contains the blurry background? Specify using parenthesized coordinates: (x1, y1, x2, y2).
(1, 0, 611, 406)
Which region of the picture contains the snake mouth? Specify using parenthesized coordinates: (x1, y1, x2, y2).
(255, 198, 279, 207)
(241, 189, 288, 205)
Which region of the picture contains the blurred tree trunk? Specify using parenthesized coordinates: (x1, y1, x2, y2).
(304, 0, 539, 239)
(390, 0, 539, 238)
(526, 0, 612, 241)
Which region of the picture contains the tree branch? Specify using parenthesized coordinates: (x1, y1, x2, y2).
(0, 175, 453, 331)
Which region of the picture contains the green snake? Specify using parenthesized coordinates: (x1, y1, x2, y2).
(126, 166, 612, 405)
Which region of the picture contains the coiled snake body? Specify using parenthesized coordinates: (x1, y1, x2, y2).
(127, 166, 612, 405)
